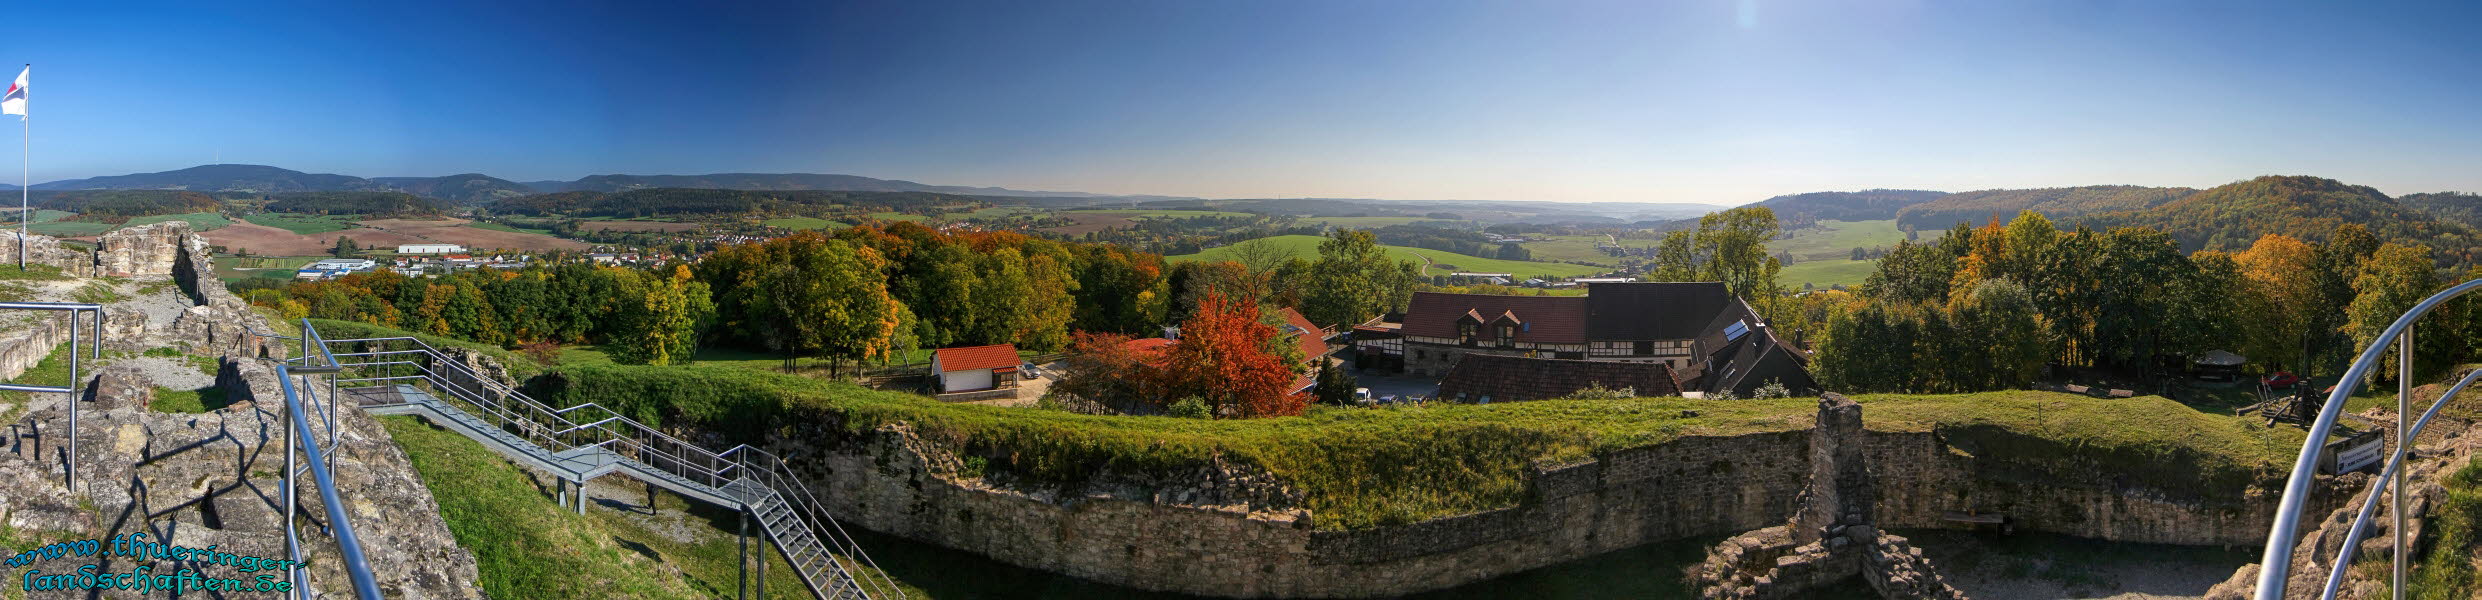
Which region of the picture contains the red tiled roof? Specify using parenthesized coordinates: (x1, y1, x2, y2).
(935, 344, 1020, 373)
(1400, 292, 1587, 344)
(1278, 308, 1329, 359)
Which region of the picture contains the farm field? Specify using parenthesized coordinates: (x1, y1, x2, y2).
(1066, 209, 1253, 219)
(465, 220, 556, 235)
(1169, 235, 1606, 278)
(1779, 258, 1876, 290)
(0, 209, 74, 224)
(577, 220, 699, 232)
(866, 212, 929, 223)
(121, 212, 234, 231)
(1773, 219, 1906, 261)
(1293, 216, 1461, 228)
(245, 213, 359, 234)
(1519, 234, 1628, 266)
(763, 216, 848, 230)
(359, 218, 590, 252)
(25, 219, 111, 237)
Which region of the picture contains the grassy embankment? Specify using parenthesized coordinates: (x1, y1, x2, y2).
(1170, 234, 1605, 278)
(527, 360, 2307, 530)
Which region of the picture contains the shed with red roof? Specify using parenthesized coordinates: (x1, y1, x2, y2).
(932, 344, 1020, 393)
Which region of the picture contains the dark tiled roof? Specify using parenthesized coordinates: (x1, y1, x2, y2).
(1697, 321, 1816, 396)
(1401, 293, 1588, 343)
(935, 344, 1020, 373)
(1436, 354, 1682, 403)
(1584, 282, 1742, 341)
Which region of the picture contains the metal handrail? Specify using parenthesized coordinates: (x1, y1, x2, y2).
(2317, 367, 2482, 596)
(0, 302, 102, 487)
(2255, 278, 2482, 599)
(273, 364, 384, 599)
(317, 333, 904, 599)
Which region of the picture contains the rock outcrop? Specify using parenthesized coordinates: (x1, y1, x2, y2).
(0, 230, 96, 277)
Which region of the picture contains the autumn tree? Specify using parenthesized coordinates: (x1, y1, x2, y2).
(2346, 243, 2441, 380)
(2233, 234, 2319, 372)
(1158, 294, 1305, 418)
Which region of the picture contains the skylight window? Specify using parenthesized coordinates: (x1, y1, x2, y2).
(1723, 320, 1750, 342)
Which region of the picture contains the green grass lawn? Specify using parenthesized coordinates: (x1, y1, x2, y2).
(762, 216, 848, 230)
(243, 212, 360, 234)
(1169, 235, 1605, 278)
(864, 212, 929, 223)
(1780, 258, 1877, 289)
(119, 211, 234, 231)
(1773, 219, 1906, 262)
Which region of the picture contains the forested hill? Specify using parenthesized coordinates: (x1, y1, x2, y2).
(34, 190, 222, 219)
(1745, 189, 1947, 227)
(487, 188, 982, 218)
(2400, 191, 2482, 229)
(2080, 175, 2482, 262)
(29, 164, 532, 205)
(1895, 185, 2195, 231)
(265, 191, 448, 216)
(364, 174, 536, 205)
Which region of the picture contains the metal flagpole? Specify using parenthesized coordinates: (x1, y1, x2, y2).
(18, 65, 25, 269)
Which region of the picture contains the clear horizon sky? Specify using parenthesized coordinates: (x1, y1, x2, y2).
(1, 1, 2477, 204)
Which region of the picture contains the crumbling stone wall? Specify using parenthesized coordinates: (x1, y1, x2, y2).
(0, 230, 96, 277)
(1692, 394, 1967, 600)
(94, 221, 191, 277)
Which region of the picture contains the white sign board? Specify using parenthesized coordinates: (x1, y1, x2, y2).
(2328, 433, 2386, 474)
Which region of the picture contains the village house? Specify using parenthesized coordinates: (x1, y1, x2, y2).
(932, 344, 1021, 399)
(1435, 354, 1682, 403)
(1368, 281, 1817, 398)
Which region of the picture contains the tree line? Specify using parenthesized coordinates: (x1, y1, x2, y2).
(1813, 210, 2475, 393)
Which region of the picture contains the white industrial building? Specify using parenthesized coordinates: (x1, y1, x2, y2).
(397, 243, 466, 255)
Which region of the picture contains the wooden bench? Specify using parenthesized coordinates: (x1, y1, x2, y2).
(2064, 384, 2091, 395)
(2108, 389, 2135, 398)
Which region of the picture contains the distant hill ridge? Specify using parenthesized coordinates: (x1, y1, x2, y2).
(14, 164, 1176, 205)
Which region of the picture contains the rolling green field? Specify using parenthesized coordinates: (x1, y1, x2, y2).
(865, 212, 929, 223)
(1519, 234, 1626, 266)
(1779, 258, 1877, 289)
(1774, 219, 1906, 261)
(24, 219, 111, 236)
(0, 209, 73, 225)
(762, 216, 849, 230)
(245, 212, 360, 234)
(1168, 235, 1606, 278)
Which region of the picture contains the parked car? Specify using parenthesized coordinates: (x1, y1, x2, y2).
(2262, 371, 2301, 388)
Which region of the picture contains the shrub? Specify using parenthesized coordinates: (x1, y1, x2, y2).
(1169, 396, 1211, 419)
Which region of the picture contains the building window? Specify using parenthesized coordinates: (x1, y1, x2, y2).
(1496, 324, 1516, 347)
(1458, 322, 1477, 345)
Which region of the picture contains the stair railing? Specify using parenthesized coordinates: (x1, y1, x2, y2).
(250, 319, 383, 599)
(2255, 278, 2482, 600)
(316, 333, 903, 600)
(0, 302, 102, 486)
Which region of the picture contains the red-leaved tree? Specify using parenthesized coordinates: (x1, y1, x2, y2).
(1158, 294, 1306, 418)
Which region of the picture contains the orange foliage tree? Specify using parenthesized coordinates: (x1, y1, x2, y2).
(1157, 293, 1307, 418)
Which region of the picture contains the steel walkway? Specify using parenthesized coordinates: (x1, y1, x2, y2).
(320, 332, 901, 600)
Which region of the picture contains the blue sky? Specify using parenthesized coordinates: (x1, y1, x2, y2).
(1, 0, 2477, 203)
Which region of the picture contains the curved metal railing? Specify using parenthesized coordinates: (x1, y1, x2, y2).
(318, 332, 904, 600)
(2255, 278, 2482, 599)
(251, 319, 385, 599)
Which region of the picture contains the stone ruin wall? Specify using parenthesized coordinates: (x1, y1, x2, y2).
(760, 416, 2311, 598)
(0, 227, 481, 598)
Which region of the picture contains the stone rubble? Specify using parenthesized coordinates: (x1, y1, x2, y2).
(1690, 394, 1968, 600)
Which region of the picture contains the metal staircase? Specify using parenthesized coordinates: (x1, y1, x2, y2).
(313, 327, 902, 600)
